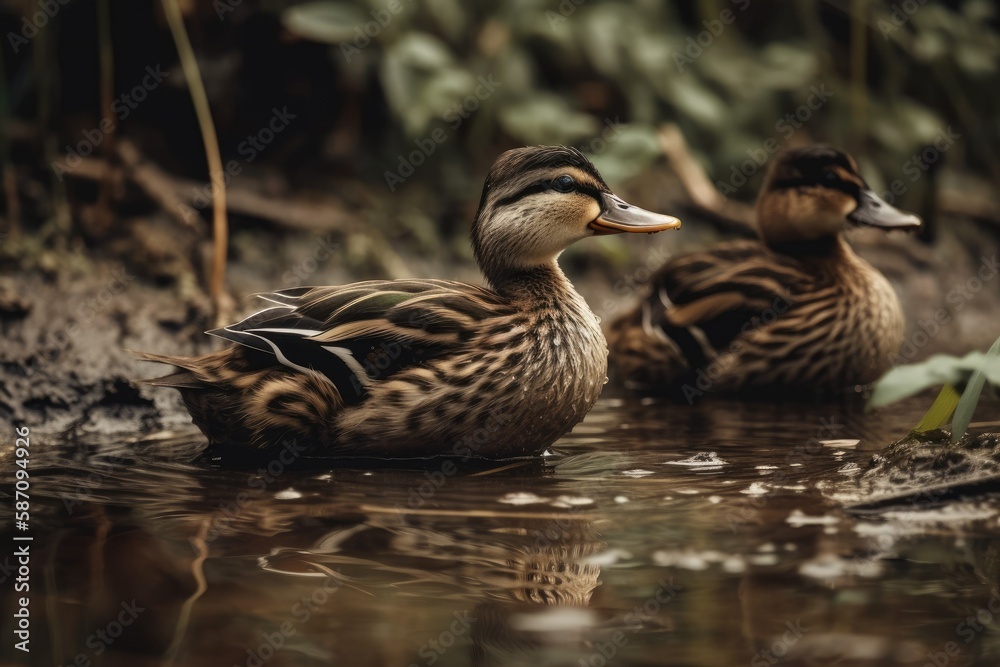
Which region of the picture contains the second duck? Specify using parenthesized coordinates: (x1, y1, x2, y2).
(608, 146, 922, 399)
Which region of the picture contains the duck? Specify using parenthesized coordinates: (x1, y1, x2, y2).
(139, 145, 681, 459)
(607, 146, 921, 401)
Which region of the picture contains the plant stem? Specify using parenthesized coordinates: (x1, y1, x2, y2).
(95, 0, 115, 235)
(161, 0, 230, 325)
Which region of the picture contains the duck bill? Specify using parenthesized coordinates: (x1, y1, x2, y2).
(847, 189, 922, 231)
(589, 192, 682, 235)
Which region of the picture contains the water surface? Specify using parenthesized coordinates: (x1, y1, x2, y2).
(3, 396, 1000, 667)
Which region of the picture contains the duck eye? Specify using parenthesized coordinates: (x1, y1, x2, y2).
(552, 175, 576, 193)
(823, 171, 838, 183)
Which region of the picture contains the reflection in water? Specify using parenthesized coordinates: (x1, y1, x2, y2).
(3, 396, 1000, 666)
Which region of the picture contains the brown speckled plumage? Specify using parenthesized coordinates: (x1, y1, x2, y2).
(140, 146, 680, 458)
(608, 146, 921, 397)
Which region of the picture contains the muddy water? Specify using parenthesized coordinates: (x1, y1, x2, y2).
(3, 396, 1000, 667)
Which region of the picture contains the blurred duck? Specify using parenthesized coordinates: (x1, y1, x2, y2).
(608, 146, 921, 399)
(140, 146, 681, 458)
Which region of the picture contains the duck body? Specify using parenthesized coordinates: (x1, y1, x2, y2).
(142, 146, 680, 458)
(608, 146, 920, 399)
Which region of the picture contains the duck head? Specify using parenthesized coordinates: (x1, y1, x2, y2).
(471, 146, 681, 287)
(756, 146, 922, 251)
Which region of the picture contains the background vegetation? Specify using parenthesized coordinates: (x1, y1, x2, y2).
(1, 0, 998, 361)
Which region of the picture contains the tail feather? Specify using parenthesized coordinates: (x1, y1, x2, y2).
(140, 370, 206, 389)
(130, 349, 219, 388)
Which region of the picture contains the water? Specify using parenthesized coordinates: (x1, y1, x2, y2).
(3, 396, 1000, 667)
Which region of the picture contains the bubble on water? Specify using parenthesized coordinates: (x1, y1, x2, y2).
(722, 555, 747, 573)
(614, 495, 630, 504)
(652, 549, 710, 570)
(747, 553, 779, 566)
(622, 469, 654, 478)
(582, 548, 632, 566)
(786, 509, 839, 527)
(274, 489, 302, 500)
(799, 553, 884, 580)
(552, 495, 594, 508)
(741, 482, 771, 496)
(498, 492, 546, 505)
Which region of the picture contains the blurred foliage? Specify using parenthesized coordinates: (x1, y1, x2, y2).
(2, 0, 999, 235)
(271, 0, 1000, 192)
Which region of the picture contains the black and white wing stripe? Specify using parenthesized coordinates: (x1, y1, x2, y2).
(207, 280, 512, 405)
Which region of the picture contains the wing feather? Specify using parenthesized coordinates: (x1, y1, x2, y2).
(651, 240, 812, 354)
(209, 280, 511, 404)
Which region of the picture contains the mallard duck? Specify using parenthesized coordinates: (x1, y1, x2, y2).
(608, 146, 921, 400)
(140, 146, 681, 458)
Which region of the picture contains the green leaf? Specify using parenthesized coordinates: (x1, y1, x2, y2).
(282, 2, 367, 44)
(424, 0, 467, 43)
(950, 334, 1000, 442)
(587, 125, 661, 184)
(867, 350, 1000, 410)
(497, 95, 597, 145)
(380, 33, 460, 135)
(912, 384, 960, 433)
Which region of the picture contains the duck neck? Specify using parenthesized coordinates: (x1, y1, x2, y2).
(487, 262, 579, 305)
(765, 234, 846, 259)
